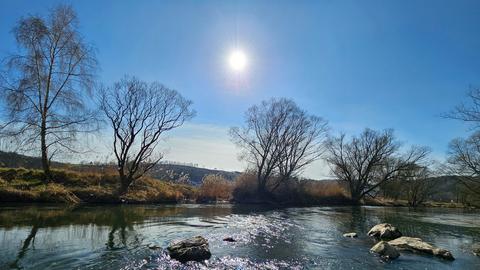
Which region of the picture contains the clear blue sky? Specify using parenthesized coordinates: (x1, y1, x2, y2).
(1, 0, 479, 177)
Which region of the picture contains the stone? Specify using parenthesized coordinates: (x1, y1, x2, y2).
(223, 237, 236, 242)
(370, 241, 400, 260)
(343, 232, 358, 238)
(367, 223, 402, 240)
(472, 243, 480, 256)
(167, 236, 211, 263)
(388, 236, 454, 260)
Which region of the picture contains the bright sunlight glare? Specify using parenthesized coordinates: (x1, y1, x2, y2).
(228, 50, 247, 72)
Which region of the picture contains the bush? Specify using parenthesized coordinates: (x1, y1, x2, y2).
(232, 172, 259, 202)
(296, 180, 351, 205)
(197, 174, 233, 202)
(232, 171, 351, 205)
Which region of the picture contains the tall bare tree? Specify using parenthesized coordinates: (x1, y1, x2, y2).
(100, 76, 195, 195)
(324, 128, 429, 203)
(230, 98, 328, 196)
(446, 132, 480, 195)
(273, 109, 328, 191)
(444, 89, 480, 196)
(0, 5, 97, 180)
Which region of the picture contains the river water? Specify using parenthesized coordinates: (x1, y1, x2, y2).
(0, 204, 479, 269)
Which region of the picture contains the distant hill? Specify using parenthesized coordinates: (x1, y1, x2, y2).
(148, 163, 239, 185)
(428, 175, 466, 202)
(0, 151, 62, 168)
(0, 151, 240, 185)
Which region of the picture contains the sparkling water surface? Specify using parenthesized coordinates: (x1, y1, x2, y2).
(0, 204, 479, 269)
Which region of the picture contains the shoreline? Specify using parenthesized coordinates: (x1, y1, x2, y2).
(0, 167, 475, 209)
(0, 198, 474, 209)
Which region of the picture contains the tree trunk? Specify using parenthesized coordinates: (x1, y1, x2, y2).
(350, 188, 362, 205)
(40, 118, 51, 182)
(118, 170, 132, 196)
(257, 175, 267, 196)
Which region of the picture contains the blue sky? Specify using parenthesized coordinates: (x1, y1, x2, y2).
(1, 0, 479, 178)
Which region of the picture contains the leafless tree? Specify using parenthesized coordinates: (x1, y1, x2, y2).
(272, 110, 328, 191)
(446, 132, 480, 195)
(445, 88, 480, 127)
(324, 128, 430, 203)
(0, 5, 97, 180)
(399, 165, 436, 207)
(443, 89, 480, 196)
(230, 98, 328, 196)
(100, 76, 195, 195)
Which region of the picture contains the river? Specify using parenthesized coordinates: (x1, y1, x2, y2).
(0, 204, 479, 269)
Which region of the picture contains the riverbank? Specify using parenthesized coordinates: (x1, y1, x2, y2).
(0, 167, 354, 205)
(0, 168, 197, 204)
(364, 197, 471, 209)
(0, 167, 473, 208)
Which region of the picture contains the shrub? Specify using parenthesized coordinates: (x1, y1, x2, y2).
(232, 172, 258, 202)
(197, 174, 233, 202)
(296, 180, 351, 205)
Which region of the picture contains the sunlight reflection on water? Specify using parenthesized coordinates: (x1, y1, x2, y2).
(0, 204, 479, 269)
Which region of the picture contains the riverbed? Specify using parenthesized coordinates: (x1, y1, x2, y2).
(0, 204, 478, 269)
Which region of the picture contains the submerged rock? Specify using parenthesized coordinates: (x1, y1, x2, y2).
(343, 232, 358, 238)
(388, 237, 454, 260)
(367, 223, 402, 240)
(370, 241, 400, 260)
(223, 237, 236, 242)
(148, 244, 161, 250)
(473, 244, 480, 256)
(167, 236, 211, 263)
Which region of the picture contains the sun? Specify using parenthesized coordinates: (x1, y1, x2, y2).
(228, 50, 247, 72)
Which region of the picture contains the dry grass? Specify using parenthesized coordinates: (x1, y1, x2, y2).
(197, 174, 233, 202)
(123, 177, 196, 203)
(0, 167, 197, 204)
(297, 180, 349, 203)
(231, 172, 351, 205)
(232, 172, 258, 202)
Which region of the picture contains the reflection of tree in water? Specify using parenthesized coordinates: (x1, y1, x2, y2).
(106, 207, 136, 250)
(9, 224, 39, 269)
(346, 206, 369, 232)
(7, 206, 79, 269)
(1, 204, 187, 268)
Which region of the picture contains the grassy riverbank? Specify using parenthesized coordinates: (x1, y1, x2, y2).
(0, 167, 353, 205)
(0, 167, 473, 208)
(0, 168, 196, 204)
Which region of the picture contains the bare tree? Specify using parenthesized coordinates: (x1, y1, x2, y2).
(399, 165, 436, 207)
(444, 89, 480, 196)
(324, 128, 430, 203)
(100, 76, 195, 195)
(445, 88, 480, 127)
(446, 132, 480, 195)
(272, 110, 328, 191)
(230, 98, 328, 196)
(0, 5, 97, 180)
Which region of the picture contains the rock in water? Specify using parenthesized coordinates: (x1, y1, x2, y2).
(370, 241, 400, 260)
(388, 237, 454, 260)
(167, 236, 211, 263)
(223, 237, 236, 242)
(343, 232, 358, 238)
(472, 244, 480, 256)
(367, 223, 402, 240)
